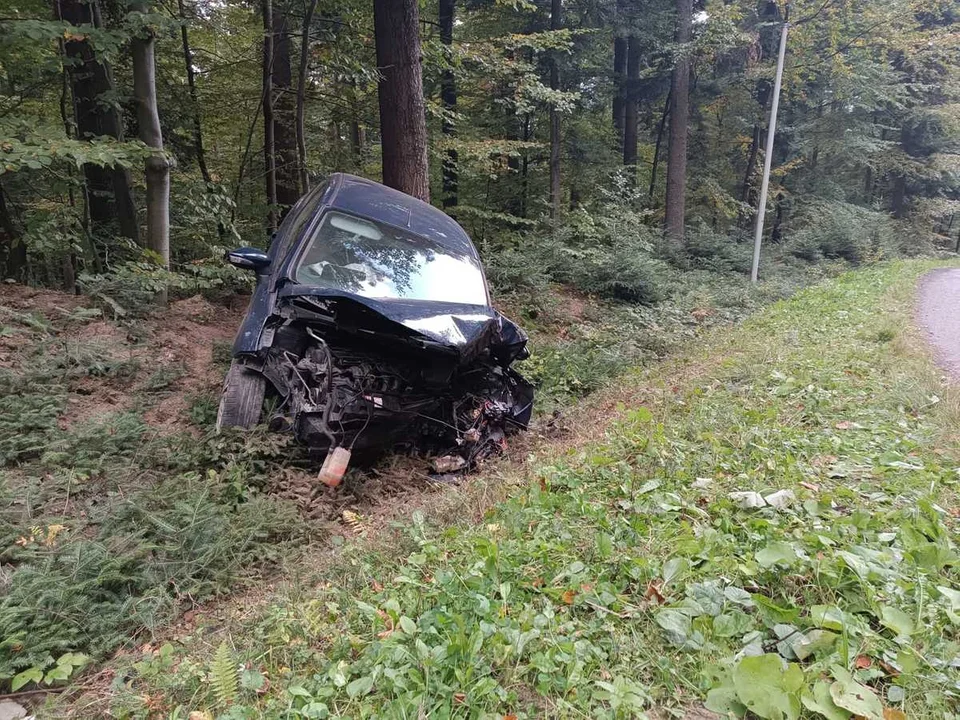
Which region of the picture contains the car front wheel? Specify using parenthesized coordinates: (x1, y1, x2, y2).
(216, 360, 266, 431)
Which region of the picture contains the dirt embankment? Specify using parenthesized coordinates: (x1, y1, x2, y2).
(0, 283, 247, 432)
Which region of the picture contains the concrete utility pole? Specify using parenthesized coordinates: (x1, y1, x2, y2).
(750, 18, 789, 283)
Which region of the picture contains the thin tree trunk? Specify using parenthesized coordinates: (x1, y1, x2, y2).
(373, 0, 430, 201)
(131, 0, 171, 271)
(648, 90, 670, 199)
(0, 180, 26, 281)
(58, 0, 139, 244)
(548, 0, 561, 219)
(262, 0, 278, 231)
(58, 48, 79, 290)
(296, 0, 318, 193)
(273, 3, 300, 213)
(613, 36, 627, 146)
(177, 0, 211, 183)
(622, 35, 640, 169)
(439, 0, 458, 208)
(664, 0, 692, 246)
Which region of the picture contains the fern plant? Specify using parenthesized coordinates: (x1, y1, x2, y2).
(209, 641, 239, 708)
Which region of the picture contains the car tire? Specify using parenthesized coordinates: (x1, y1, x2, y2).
(216, 361, 266, 431)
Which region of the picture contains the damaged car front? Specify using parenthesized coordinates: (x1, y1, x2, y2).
(218, 173, 534, 485)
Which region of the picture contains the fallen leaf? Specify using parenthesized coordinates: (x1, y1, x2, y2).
(644, 581, 666, 605)
(834, 421, 853, 430)
(504, 715, 518, 720)
(855, 655, 872, 669)
(883, 709, 906, 720)
(562, 589, 576, 605)
(800, 481, 820, 491)
(454, 692, 466, 704)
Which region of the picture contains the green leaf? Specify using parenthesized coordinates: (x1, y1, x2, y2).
(829, 667, 883, 720)
(11, 666, 43, 691)
(346, 675, 374, 699)
(705, 685, 747, 716)
(655, 609, 691, 645)
(240, 668, 266, 691)
(756, 542, 798, 568)
(44, 664, 72, 683)
(791, 629, 838, 660)
(801, 680, 851, 720)
(937, 585, 960, 624)
(714, 611, 754, 638)
(880, 606, 914, 637)
(732, 654, 803, 720)
(398, 616, 417, 635)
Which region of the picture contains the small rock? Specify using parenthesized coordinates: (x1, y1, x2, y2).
(0, 701, 28, 720)
(764, 490, 796, 509)
(728, 491, 766, 509)
(692, 478, 713, 490)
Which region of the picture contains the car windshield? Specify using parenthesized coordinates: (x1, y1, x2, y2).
(294, 211, 488, 305)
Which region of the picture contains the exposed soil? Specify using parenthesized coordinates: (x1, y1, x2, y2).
(1, 284, 247, 432)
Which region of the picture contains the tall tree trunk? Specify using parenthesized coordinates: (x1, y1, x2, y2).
(131, 0, 171, 270)
(664, 0, 692, 246)
(373, 0, 430, 201)
(622, 35, 640, 169)
(296, 0, 319, 193)
(177, 0, 211, 183)
(272, 3, 300, 213)
(57, 0, 139, 244)
(0, 181, 26, 281)
(262, 0, 278, 231)
(649, 90, 670, 199)
(613, 36, 627, 147)
(439, 0, 458, 208)
(548, 0, 561, 219)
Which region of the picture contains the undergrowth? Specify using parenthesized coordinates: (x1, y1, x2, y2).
(91, 260, 960, 719)
(0, 306, 307, 693)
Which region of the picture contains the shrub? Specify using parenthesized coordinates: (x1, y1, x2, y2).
(786, 201, 899, 264)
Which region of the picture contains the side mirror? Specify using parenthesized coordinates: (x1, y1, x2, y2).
(226, 247, 271, 273)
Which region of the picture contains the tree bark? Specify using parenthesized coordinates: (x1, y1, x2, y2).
(613, 36, 627, 147)
(548, 0, 561, 219)
(373, 0, 430, 201)
(0, 180, 26, 281)
(649, 90, 670, 199)
(439, 0, 458, 208)
(57, 0, 139, 244)
(296, 0, 319, 193)
(177, 0, 211, 183)
(622, 35, 640, 169)
(664, 0, 692, 247)
(262, 0, 278, 231)
(272, 3, 300, 213)
(131, 0, 171, 270)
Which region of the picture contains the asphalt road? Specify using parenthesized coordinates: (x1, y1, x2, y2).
(918, 268, 960, 379)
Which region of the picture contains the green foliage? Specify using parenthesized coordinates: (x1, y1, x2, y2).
(209, 641, 239, 708)
(104, 261, 960, 718)
(787, 202, 903, 264)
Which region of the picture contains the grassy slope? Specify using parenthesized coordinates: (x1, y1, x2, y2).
(92, 260, 960, 719)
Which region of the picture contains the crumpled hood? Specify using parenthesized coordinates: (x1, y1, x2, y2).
(277, 286, 524, 364)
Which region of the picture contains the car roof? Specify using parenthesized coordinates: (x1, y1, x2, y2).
(325, 174, 478, 258)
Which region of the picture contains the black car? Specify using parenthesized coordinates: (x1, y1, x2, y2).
(219, 174, 534, 486)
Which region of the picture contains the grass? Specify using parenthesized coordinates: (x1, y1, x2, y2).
(68, 259, 960, 719)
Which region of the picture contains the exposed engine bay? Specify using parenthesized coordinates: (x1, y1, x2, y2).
(234, 295, 534, 484)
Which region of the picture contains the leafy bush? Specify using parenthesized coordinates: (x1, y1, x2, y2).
(786, 201, 899, 264)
